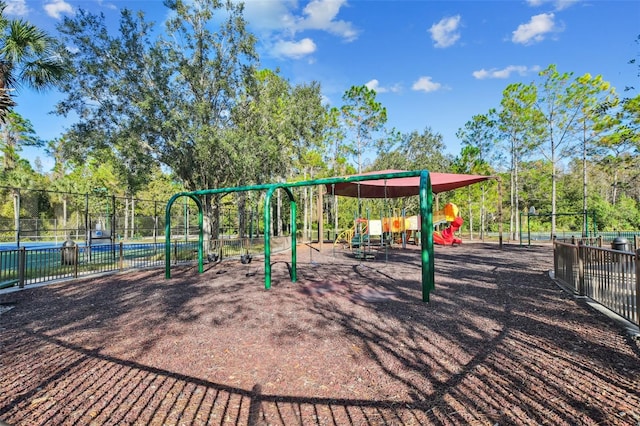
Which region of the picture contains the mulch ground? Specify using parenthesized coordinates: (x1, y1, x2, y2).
(1, 242, 639, 426)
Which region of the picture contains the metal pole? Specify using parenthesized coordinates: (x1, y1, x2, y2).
(153, 201, 158, 246)
(317, 184, 323, 250)
(18, 247, 26, 288)
(85, 193, 89, 245)
(111, 195, 116, 262)
(290, 191, 297, 282)
(264, 188, 273, 288)
(165, 193, 203, 279)
(264, 185, 297, 288)
(419, 170, 434, 302)
(519, 211, 522, 247)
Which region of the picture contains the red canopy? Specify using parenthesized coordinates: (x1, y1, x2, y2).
(326, 169, 494, 198)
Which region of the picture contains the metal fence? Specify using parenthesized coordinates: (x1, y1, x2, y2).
(553, 241, 639, 327)
(555, 234, 640, 252)
(0, 235, 292, 290)
(0, 187, 201, 246)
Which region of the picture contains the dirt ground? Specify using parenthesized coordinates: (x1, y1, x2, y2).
(1, 242, 639, 426)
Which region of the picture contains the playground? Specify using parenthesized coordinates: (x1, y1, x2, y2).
(1, 242, 639, 425)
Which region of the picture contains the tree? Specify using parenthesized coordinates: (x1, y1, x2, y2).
(569, 73, 616, 235)
(496, 83, 542, 240)
(531, 64, 602, 238)
(341, 85, 387, 173)
(0, 1, 66, 121)
(456, 112, 498, 167)
(451, 145, 495, 240)
(233, 69, 326, 237)
(0, 110, 38, 171)
(56, 0, 258, 242)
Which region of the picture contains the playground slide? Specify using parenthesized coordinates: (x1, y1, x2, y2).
(433, 216, 464, 246)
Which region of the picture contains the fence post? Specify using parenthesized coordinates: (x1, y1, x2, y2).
(18, 247, 26, 288)
(74, 244, 78, 278)
(553, 239, 558, 279)
(577, 241, 585, 296)
(636, 249, 640, 327)
(119, 242, 124, 270)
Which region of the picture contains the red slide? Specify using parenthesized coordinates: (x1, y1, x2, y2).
(433, 216, 464, 246)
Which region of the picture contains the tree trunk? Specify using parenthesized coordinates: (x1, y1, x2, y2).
(13, 190, 19, 244)
(582, 123, 588, 236)
(238, 192, 246, 239)
(334, 195, 339, 239)
(509, 142, 516, 241)
(551, 140, 557, 239)
(124, 197, 130, 242)
(514, 155, 520, 241)
(130, 197, 135, 239)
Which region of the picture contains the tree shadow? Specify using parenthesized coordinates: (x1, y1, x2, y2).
(1, 244, 639, 425)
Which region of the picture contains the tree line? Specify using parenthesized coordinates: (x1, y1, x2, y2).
(1, 0, 638, 241)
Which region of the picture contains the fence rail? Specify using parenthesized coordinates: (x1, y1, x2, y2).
(553, 241, 639, 327)
(0, 236, 291, 290)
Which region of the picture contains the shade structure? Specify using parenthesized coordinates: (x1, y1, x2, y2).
(326, 169, 494, 198)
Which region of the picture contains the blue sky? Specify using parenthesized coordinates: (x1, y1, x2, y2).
(5, 0, 640, 172)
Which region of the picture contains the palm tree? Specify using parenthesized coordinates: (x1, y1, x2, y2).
(0, 1, 67, 121)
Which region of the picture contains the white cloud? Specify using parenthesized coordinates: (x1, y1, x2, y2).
(429, 15, 461, 48)
(44, 0, 74, 19)
(95, 0, 118, 11)
(272, 38, 317, 59)
(512, 13, 558, 45)
(365, 79, 401, 94)
(526, 0, 578, 11)
(243, 0, 358, 42)
(239, 0, 296, 31)
(239, 0, 357, 58)
(295, 0, 358, 41)
(472, 65, 541, 79)
(4, 0, 29, 16)
(412, 76, 442, 93)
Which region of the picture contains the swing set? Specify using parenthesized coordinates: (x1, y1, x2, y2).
(164, 170, 436, 302)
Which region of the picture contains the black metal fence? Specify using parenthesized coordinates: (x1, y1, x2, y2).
(0, 235, 292, 290)
(0, 241, 196, 289)
(553, 240, 639, 327)
(0, 186, 200, 247)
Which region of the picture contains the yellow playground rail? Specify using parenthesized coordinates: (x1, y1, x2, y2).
(334, 220, 368, 247)
(334, 226, 355, 247)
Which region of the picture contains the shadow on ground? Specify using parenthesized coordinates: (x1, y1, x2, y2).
(1, 243, 639, 425)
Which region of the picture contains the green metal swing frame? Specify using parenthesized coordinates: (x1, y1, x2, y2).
(164, 170, 435, 302)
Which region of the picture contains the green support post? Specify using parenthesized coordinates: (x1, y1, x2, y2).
(419, 170, 434, 301)
(264, 188, 272, 288)
(264, 185, 297, 289)
(165, 193, 203, 279)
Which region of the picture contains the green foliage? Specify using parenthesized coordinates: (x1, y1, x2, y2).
(0, 1, 67, 121)
(0, 111, 39, 170)
(341, 85, 387, 172)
